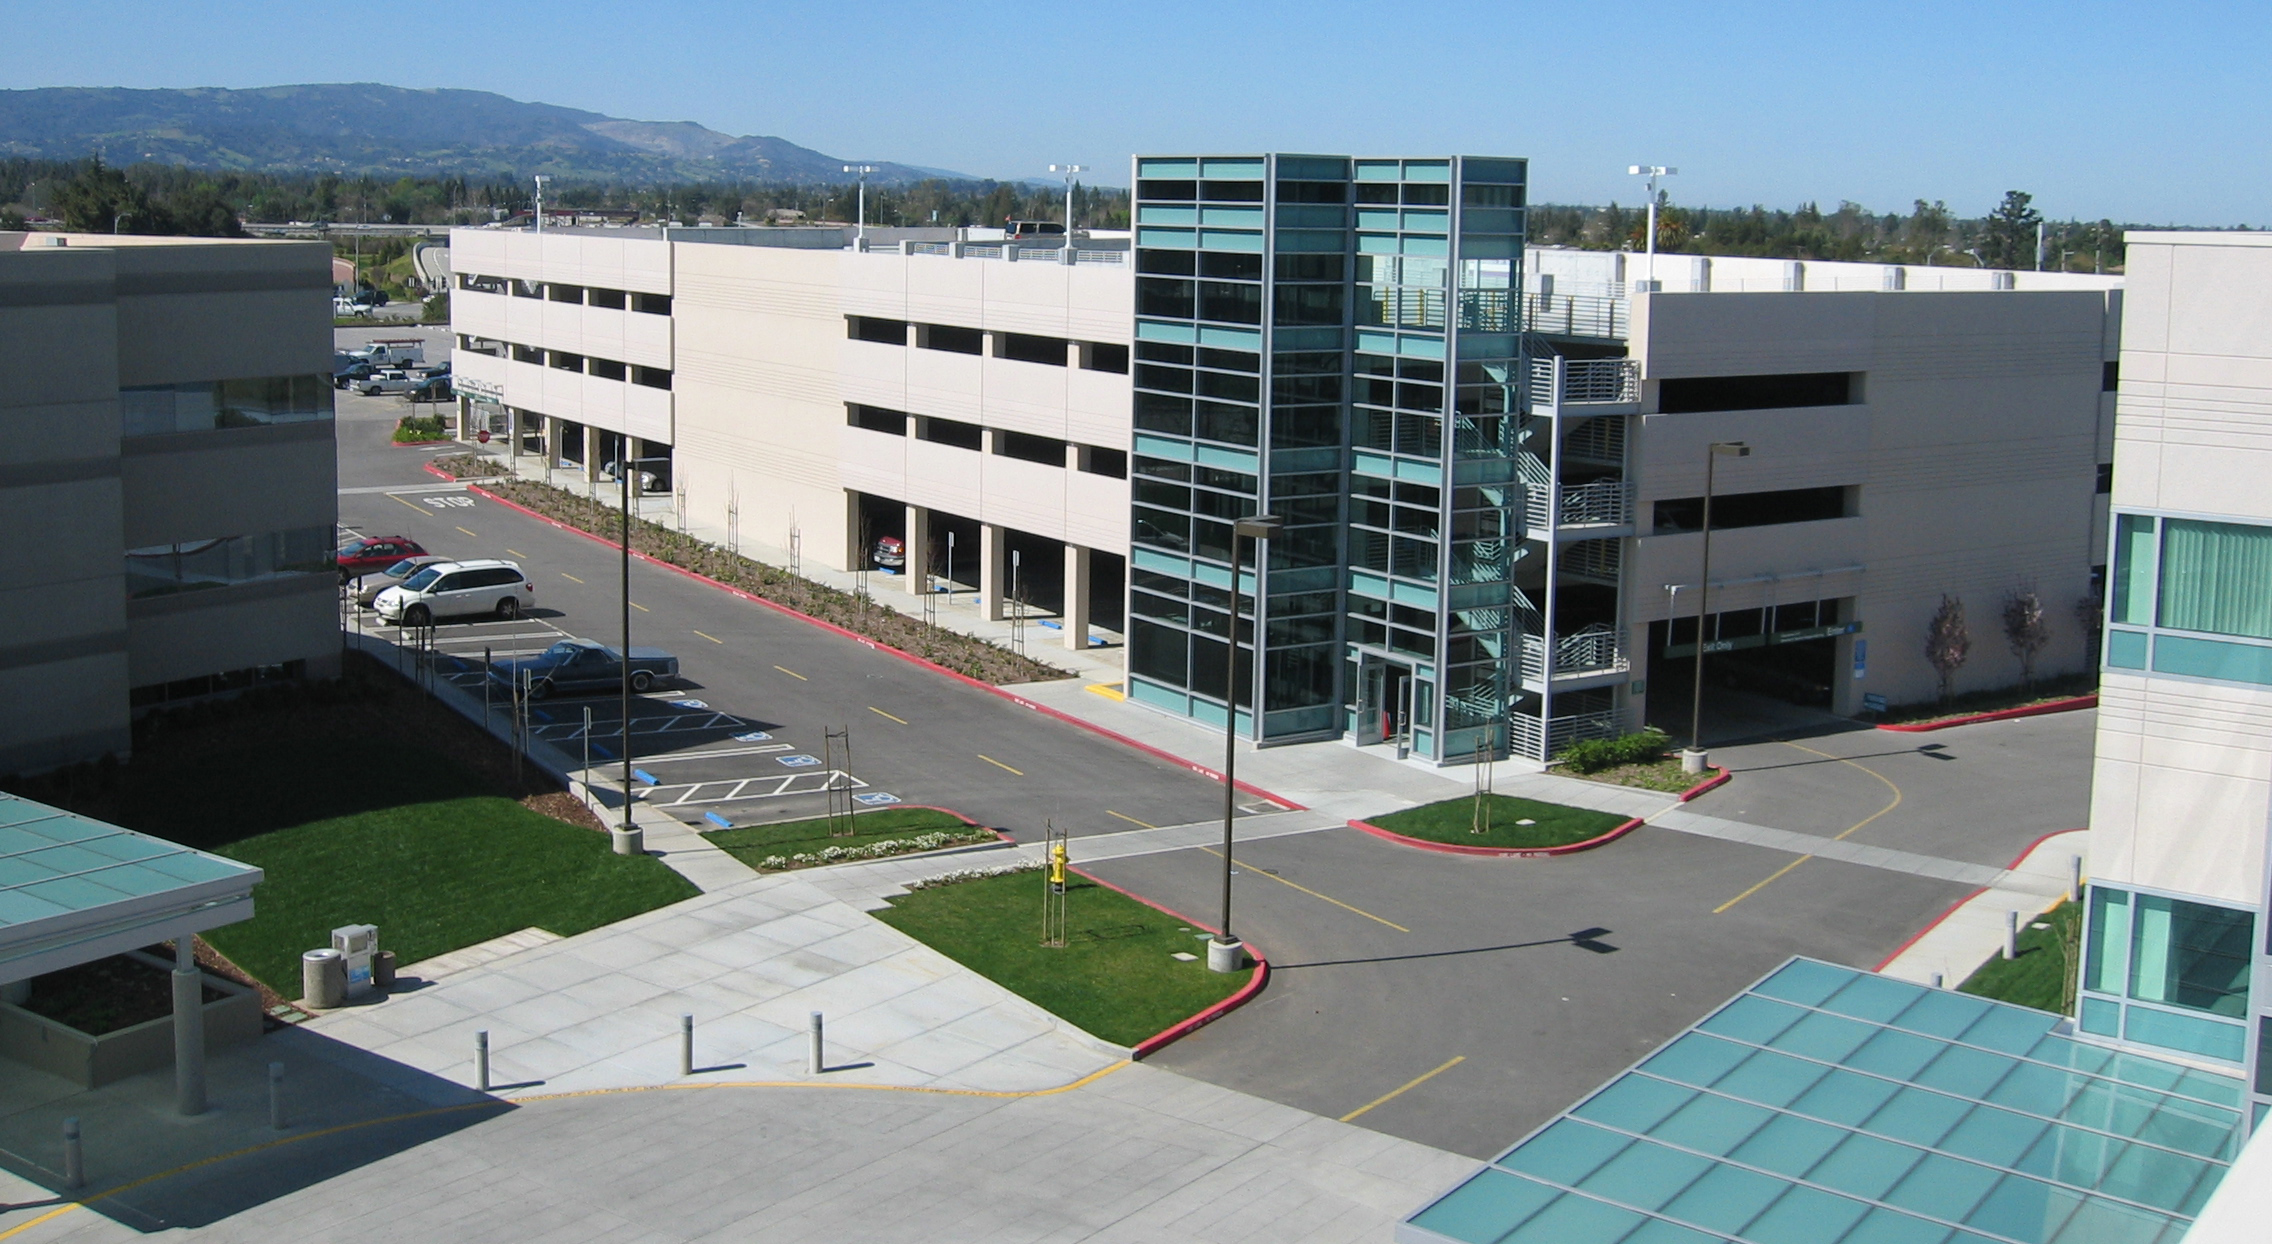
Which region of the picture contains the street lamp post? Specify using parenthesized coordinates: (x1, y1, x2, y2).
(1209, 514, 1282, 974)
(1626, 165, 1677, 290)
(1683, 443, 1750, 774)
(614, 449, 667, 854)
(842, 165, 877, 246)
(1048, 164, 1087, 247)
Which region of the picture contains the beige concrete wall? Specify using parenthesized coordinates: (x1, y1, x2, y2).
(2089, 232, 2272, 904)
(1629, 288, 2112, 712)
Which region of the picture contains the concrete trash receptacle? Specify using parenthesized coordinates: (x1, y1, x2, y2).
(373, 950, 396, 989)
(303, 949, 345, 1009)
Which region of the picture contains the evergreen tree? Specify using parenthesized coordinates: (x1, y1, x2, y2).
(1980, 190, 2043, 270)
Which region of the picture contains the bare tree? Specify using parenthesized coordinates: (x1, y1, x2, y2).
(2002, 581, 2052, 693)
(2074, 590, 2104, 653)
(1925, 594, 1972, 705)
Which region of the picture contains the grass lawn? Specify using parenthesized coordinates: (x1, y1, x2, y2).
(1957, 899, 2081, 1014)
(874, 871, 1250, 1047)
(705, 807, 994, 871)
(207, 796, 697, 992)
(1367, 793, 1633, 849)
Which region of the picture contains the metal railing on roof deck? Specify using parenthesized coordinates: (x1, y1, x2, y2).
(899, 241, 1129, 266)
(1524, 291, 1628, 339)
(1526, 357, 1639, 408)
(1074, 249, 1125, 265)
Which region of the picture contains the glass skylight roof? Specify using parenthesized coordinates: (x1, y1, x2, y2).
(1401, 958, 2245, 1244)
(0, 792, 261, 972)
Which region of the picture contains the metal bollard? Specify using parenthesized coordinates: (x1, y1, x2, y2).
(2003, 910, 2020, 960)
(808, 1011, 824, 1075)
(62, 1117, 83, 1190)
(476, 1030, 491, 1091)
(269, 1062, 286, 1130)
(1930, 972, 1944, 990)
(680, 1014, 694, 1077)
(2069, 855, 2083, 903)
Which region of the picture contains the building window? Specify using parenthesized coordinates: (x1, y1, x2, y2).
(546, 283, 583, 303)
(510, 279, 543, 299)
(1657, 372, 1858, 413)
(848, 404, 906, 435)
(631, 292, 672, 315)
(2157, 518, 2272, 639)
(130, 659, 306, 708)
(2096, 462, 2113, 494)
(549, 351, 584, 372)
(2084, 885, 2255, 1061)
(1653, 486, 1853, 534)
(917, 417, 982, 451)
(2103, 360, 2120, 393)
(632, 366, 672, 390)
(588, 358, 627, 381)
(848, 316, 907, 345)
(1082, 447, 1128, 479)
(458, 273, 506, 295)
(125, 526, 335, 599)
(999, 333, 1068, 367)
(996, 430, 1065, 465)
(918, 324, 984, 355)
(1080, 342, 1129, 374)
(512, 343, 543, 364)
(587, 287, 627, 310)
(120, 376, 334, 438)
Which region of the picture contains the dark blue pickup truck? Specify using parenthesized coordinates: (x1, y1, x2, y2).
(491, 638, 681, 698)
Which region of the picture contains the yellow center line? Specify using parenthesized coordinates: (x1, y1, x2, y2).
(630, 601, 649, 613)
(867, 706, 909, 724)
(692, 630, 723, 644)
(1194, 845, 1409, 932)
(1340, 1055, 1465, 1122)
(0, 1063, 1134, 1243)
(773, 665, 807, 681)
(1713, 740, 1905, 914)
(507, 548, 528, 558)
(561, 572, 585, 584)
(1105, 810, 1156, 829)
(385, 493, 427, 515)
(977, 754, 1023, 775)
(455, 526, 478, 538)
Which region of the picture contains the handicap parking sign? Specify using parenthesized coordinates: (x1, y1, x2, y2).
(733, 731, 773, 742)
(854, 792, 901, 806)
(777, 754, 822, 767)
(669, 698, 708, 709)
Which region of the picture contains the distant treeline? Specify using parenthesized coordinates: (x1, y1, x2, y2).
(1531, 196, 2129, 273)
(0, 158, 1131, 233)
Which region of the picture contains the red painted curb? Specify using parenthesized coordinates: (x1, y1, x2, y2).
(440, 468, 1309, 813)
(1061, 864, 1269, 1060)
(1874, 695, 2098, 733)
(1346, 815, 1646, 859)
(1679, 768, 1732, 801)
(1870, 827, 2086, 972)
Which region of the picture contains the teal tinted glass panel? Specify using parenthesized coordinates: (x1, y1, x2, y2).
(1496, 1119, 1628, 1185)
(1137, 206, 1197, 225)
(2109, 514, 2156, 626)
(1985, 1060, 2080, 1117)
(1650, 1093, 1775, 1156)
(1882, 1152, 2000, 1221)
(1276, 229, 1347, 252)
(1808, 1130, 1923, 1200)
(1643, 1034, 1751, 1088)
(1199, 158, 1264, 178)
(1958, 1005, 2056, 1057)
(1198, 206, 1264, 229)
(1743, 1185, 1870, 1244)
(1961, 1175, 2077, 1244)
(2170, 1066, 2245, 1108)
(2153, 634, 2272, 685)
(1138, 159, 1200, 178)
(1914, 1045, 2018, 1099)
(2132, 1097, 2244, 1158)
(1136, 319, 1198, 343)
(1354, 160, 1401, 181)
(1793, 1068, 1902, 1126)
(2096, 1138, 2212, 1212)
(1843, 1207, 1953, 1244)
(1716, 1049, 1829, 1109)
(1847, 1027, 1945, 1080)
(1754, 959, 1853, 1007)
(1574, 1075, 1695, 1134)
(1405, 160, 1452, 181)
(2104, 629, 2147, 668)
(1728, 1112, 1846, 1177)
(1698, 996, 1805, 1046)
(2086, 887, 2132, 994)
(1772, 1010, 1877, 1062)
(1197, 229, 1263, 252)
(1823, 973, 1927, 1023)
(1276, 155, 1347, 179)
(1894, 989, 1995, 1040)
(1659, 1163, 1784, 1235)
(1866, 1088, 1970, 1147)
(1937, 1105, 2046, 1167)
(2158, 517, 2272, 638)
(1136, 227, 1195, 248)
(1504, 1192, 1647, 1244)
(1409, 1168, 1559, 1242)
(2109, 1051, 2187, 1094)
(2127, 894, 2254, 1018)
(2054, 1195, 2185, 1244)
(1622, 1219, 1725, 1244)
(1464, 158, 1527, 183)
(1576, 1139, 1713, 1211)
(1404, 234, 1450, 256)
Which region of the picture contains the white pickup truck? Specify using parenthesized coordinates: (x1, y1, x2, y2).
(352, 339, 427, 367)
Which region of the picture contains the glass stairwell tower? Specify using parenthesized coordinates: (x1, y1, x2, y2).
(1124, 154, 1534, 763)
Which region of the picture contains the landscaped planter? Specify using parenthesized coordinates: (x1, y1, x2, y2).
(0, 952, 262, 1088)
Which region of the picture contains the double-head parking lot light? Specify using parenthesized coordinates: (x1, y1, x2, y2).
(1210, 515, 1283, 974)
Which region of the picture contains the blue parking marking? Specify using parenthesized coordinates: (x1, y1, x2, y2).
(704, 812, 733, 829)
(776, 754, 821, 767)
(532, 709, 554, 721)
(591, 744, 615, 759)
(854, 792, 901, 806)
(670, 699, 708, 709)
(733, 731, 773, 742)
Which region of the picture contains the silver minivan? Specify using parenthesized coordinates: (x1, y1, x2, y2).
(374, 559, 534, 626)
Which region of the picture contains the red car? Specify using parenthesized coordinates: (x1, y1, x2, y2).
(338, 536, 428, 581)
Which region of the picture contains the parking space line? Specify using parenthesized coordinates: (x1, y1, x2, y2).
(1339, 1056, 1465, 1122)
(455, 526, 478, 537)
(1194, 844, 1409, 932)
(1712, 739, 1905, 915)
(867, 706, 908, 725)
(1105, 810, 1156, 829)
(631, 744, 793, 763)
(630, 601, 649, 612)
(773, 665, 807, 681)
(693, 630, 723, 644)
(561, 573, 585, 584)
(507, 548, 528, 558)
(977, 754, 1023, 776)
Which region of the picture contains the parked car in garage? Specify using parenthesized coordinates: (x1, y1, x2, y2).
(337, 535, 428, 581)
(871, 535, 905, 569)
(373, 559, 533, 626)
(489, 638, 681, 698)
(352, 554, 448, 606)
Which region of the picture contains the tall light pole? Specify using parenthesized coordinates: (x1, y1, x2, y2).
(842, 165, 877, 245)
(1683, 442, 1750, 774)
(1627, 165, 1677, 290)
(533, 175, 548, 233)
(614, 450, 666, 855)
(1048, 163, 1086, 246)
(1209, 514, 1282, 974)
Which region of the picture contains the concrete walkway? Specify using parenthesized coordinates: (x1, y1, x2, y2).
(1879, 828, 2085, 989)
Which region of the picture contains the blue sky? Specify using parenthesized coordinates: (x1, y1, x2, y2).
(3, 0, 2265, 223)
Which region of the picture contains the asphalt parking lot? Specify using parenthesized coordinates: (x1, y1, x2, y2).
(331, 376, 2093, 1159)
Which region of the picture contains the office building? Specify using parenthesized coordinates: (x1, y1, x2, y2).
(0, 232, 338, 776)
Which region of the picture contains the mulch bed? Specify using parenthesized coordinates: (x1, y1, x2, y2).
(14, 952, 226, 1036)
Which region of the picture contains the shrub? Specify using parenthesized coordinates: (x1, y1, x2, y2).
(1557, 727, 1671, 774)
(392, 414, 445, 443)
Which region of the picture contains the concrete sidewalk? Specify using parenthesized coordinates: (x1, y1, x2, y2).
(1880, 828, 2085, 989)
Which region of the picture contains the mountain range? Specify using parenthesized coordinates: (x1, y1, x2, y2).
(0, 84, 966, 185)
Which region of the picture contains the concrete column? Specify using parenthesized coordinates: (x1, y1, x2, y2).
(1063, 543, 1091, 650)
(979, 523, 1007, 621)
(583, 424, 603, 482)
(172, 937, 205, 1116)
(905, 504, 930, 594)
(545, 416, 564, 469)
